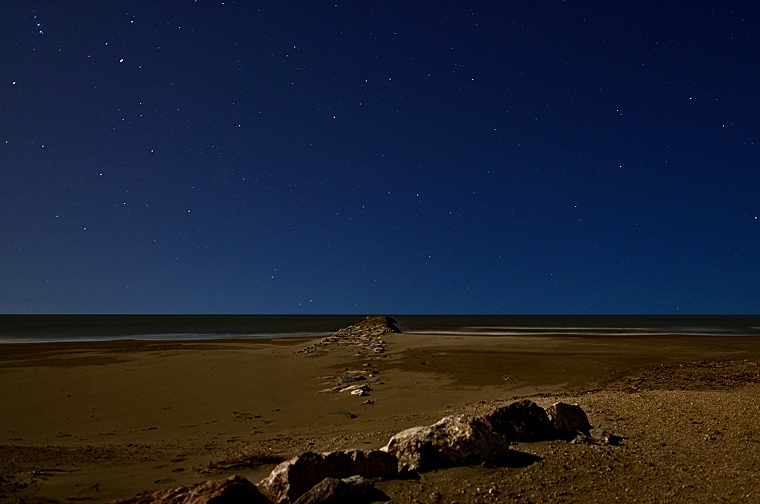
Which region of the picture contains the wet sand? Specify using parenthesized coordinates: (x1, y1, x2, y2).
(1, 332, 760, 502)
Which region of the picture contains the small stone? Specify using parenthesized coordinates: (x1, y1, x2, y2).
(341, 384, 371, 394)
(339, 374, 366, 383)
(573, 427, 621, 445)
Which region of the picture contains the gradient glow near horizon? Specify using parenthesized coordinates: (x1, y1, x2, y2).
(1, 2, 758, 314)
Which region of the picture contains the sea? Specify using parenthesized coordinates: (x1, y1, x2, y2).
(1, 314, 759, 344)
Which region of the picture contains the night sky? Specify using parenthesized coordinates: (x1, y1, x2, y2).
(2, 2, 758, 314)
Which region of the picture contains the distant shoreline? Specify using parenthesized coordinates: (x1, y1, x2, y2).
(2, 313, 760, 343)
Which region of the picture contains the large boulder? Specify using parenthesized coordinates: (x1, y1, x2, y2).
(480, 399, 556, 442)
(292, 476, 384, 504)
(259, 450, 397, 504)
(110, 475, 270, 504)
(546, 402, 592, 438)
(382, 414, 511, 473)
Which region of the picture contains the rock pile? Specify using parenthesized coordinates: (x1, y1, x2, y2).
(296, 316, 399, 359)
(384, 399, 596, 474)
(111, 399, 615, 504)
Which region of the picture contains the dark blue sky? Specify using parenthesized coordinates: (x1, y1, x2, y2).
(2, 1, 758, 314)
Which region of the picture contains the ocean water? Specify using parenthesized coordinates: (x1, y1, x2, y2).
(0, 314, 759, 344)
(393, 315, 760, 337)
(0, 315, 360, 343)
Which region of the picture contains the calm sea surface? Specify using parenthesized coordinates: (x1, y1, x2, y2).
(1, 315, 759, 343)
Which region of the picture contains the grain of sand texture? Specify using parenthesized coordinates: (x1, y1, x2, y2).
(1, 330, 760, 502)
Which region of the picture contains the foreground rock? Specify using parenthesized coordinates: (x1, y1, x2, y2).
(546, 401, 592, 438)
(110, 475, 271, 504)
(383, 414, 512, 473)
(259, 450, 397, 504)
(292, 475, 385, 504)
(482, 399, 593, 442)
(481, 399, 556, 442)
(383, 400, 599, 473)
(114, 400, 605, 503)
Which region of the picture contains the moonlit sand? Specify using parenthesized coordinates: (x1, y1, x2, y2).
(1, 316, 760, 502)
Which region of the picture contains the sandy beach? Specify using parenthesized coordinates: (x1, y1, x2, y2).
(1, 325, 760, 502)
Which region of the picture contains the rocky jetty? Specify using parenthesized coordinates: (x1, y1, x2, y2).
(297, 316, 399, 359)
(300, 316, 398, 402)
